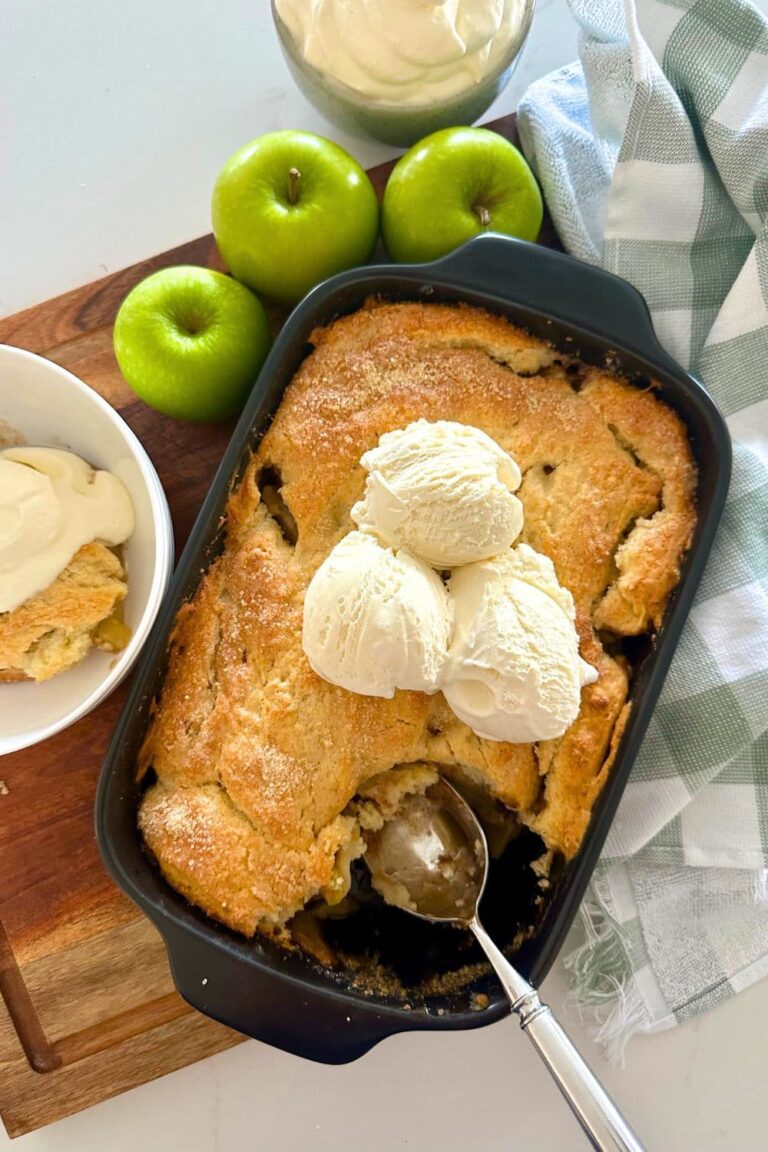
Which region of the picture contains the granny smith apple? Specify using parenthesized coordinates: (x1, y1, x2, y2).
(211, 130, 379, 306)
(113, 266, 271, 421)
(382, 127, 543, 264)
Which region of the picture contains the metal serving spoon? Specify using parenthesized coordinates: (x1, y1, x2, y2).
(364, 779, 644, 1152)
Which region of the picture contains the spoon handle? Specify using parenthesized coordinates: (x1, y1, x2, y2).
(470, 917, 645, 1152)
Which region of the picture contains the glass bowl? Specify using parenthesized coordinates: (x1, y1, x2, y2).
(271, 0, 536, 148)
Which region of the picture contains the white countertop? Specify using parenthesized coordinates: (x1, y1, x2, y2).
(3, 1, 768, 1148)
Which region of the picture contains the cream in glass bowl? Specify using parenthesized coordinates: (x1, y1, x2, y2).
(272, 0, 535, 147)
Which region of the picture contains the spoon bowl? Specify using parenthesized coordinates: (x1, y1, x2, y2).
(364, 781, 487, 923)
(364, 779, 644, 1152)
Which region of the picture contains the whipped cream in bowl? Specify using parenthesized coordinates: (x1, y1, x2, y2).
(271, 0, 535, 147)
(0, 447, 135, 615)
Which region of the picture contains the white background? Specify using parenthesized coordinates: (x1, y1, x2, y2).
(3, 0, 768, 1148)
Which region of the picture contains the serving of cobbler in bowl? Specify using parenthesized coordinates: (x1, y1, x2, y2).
(0, 344, 173, 754)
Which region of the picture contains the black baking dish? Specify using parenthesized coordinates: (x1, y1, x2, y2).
(96, 234, 730, 1063)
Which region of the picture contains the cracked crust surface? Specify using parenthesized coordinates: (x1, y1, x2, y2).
(138, 300, 697, 937)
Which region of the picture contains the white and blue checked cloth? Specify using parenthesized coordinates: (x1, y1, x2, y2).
(518, 0, 768, 1055)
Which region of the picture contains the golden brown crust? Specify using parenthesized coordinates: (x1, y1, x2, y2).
(0, 542, 127, 682)
(525, 638, 630, 857)
(139, 782, 358, 935)
(139, 300, 697, 933)
(580, 369, 697, 633)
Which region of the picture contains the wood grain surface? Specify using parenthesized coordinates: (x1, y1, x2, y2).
(0, 114, 554, 1138)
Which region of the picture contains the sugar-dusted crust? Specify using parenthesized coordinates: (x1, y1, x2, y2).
(139, 300, 697, 933)
(0, 542, 127, 682)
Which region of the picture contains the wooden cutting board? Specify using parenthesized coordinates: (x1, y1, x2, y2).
(0, 114, 557, 1138)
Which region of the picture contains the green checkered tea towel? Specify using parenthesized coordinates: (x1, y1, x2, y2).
(518, 0, 768, 1056)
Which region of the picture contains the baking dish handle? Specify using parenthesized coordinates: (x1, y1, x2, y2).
(162, 922, 414, 1064)
(429, 233, 678, 372)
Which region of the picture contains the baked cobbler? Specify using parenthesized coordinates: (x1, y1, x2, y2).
(138, 300, 696, 943)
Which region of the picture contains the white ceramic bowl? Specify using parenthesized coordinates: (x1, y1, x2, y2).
(0, 345, 174, 755)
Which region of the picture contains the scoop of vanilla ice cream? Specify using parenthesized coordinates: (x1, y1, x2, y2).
(351, 420, 524, 568)
(442, 544, 598, 743)
(302, 530, 452, 698)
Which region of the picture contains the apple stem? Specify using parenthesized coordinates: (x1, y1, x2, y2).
(288, 167, 301, 206)
(476, 205, 491, 228)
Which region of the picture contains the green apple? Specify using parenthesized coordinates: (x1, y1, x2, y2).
(211, 130, 379, 306)
(113, 266, 271, 421)
(382, 127, 543, 264)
